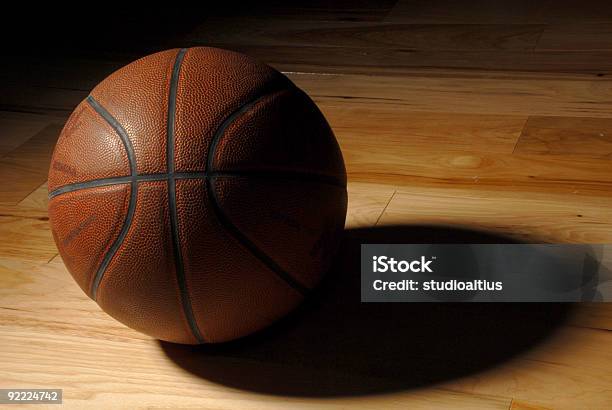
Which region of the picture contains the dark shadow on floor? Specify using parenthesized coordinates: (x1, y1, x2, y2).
(160, 224, 572, 396)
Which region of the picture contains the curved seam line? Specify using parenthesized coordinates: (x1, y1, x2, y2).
(205, 78, 310, 296)
(49, 176, 134, 198)
(206, 178, 309, 295)
(48, 170, 344, 199)
(167, 48, 205, 344)
(86, 96, 138, 300)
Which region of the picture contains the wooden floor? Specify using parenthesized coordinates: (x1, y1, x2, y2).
(1, 1, 612, 409)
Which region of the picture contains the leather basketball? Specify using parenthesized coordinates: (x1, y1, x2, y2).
(47, 47, 347, 344)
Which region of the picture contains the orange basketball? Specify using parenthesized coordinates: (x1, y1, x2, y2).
(47, 47, 347, 344)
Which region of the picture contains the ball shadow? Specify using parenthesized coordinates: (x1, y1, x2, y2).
(160, 224, 573, 397)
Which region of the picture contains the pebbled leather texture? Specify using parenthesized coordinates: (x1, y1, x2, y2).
(48, 184, 130, 297)
(211, 88, 346, 182)
(48, 101, 130, 191)
(212, 176, 347, 290)
(173, 47, 282, 173)
(90, 49, 177, 175)
(48, 47, 347, 344)
(96, 181, 198, 344)
(175, 179, 305, 343)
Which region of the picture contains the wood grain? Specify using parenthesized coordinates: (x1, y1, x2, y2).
(0, 84, 86, 117)
(0, 219, 512, 410)
(324, 107, 525, 154)
(0, 111, 51, 156)
(388, 0, 612, 24)
(443, 326, 612, 409)
(212, 44, 612, 77)
(0, 123, 61, 204)
(515, 116, 612, 159)
(288, 72, 612, 118)
(339, 143, 612, 197)
(538, 24, 612, 51)
(189, 19, 544, 51)
(229, 1, 397, 22)
(378, 186, 612, 242)
(510, 400, 553, 410)
(568, 303, 612, 331)
(345, 182, 396, 228)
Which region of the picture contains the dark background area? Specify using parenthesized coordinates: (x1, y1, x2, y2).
(5, 2, 387, 55)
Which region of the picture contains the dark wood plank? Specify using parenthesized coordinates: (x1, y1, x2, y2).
(209, 44, 612, 76)
(537, 24, 612, 51)
(0, 112, 51, 157)
(0, 123, 62, 204)
(240, 0, 398, 21)
(0, 56, 126, 91)
(188, 19, 544, 51)
(0, 84, 86, 117)
(388, 0, 612, 24)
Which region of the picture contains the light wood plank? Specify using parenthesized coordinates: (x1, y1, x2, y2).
(346, 182, 396, 228)
(379, 186, 612, 242)
(288, 72, 612, 118)
(17, 182, 48, 211)
(568, 303, 612, 331)
(515, 116, 612, 159)
(325, 107, 525, 154)
(510, 400, 553, 410)
(0, 258, 510, 410)
(339, 146, 612, 197)
(0, 333, 510, 409)
(443, 326, 612, 409)
(0, 213, 55, 262)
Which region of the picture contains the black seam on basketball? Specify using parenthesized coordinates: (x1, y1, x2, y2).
(47, 170, 343, 200)
(206, 177, 310, 295)
(86, 96, 138, 300)
(49, 175, 158, 199)
(167, 48, 187, 176)
(167, 48, 206, 344)
(206, 78, 290, 173)
(205, 78, 310, 296)
(87, 96, 137, 175)
(49, 176, 133, 198)
(48, 172, 212, 198)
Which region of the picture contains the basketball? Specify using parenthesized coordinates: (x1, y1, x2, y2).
(47, 47, 347, 344)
